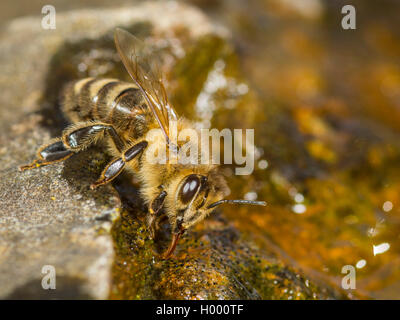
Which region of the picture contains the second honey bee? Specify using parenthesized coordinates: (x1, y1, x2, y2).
(20, 28, 266, 258)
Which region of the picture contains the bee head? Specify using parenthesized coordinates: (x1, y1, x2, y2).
(172, 170, 267, 231)
(174, 172, 227, 232)
(162, 170, 266, 259)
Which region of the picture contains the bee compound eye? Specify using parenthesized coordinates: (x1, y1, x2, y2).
(180, 174, 201, 204)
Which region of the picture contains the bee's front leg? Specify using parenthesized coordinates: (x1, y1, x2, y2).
(146, 190, 168, 239)
(90, 141, 148, 189)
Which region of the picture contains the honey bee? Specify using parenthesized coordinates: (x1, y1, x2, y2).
(20, 28, 266, 258)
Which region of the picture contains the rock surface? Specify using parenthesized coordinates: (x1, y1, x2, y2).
(0, 2, 342, 299)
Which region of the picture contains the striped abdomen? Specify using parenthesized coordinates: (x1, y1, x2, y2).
(61, 78, 153, 139)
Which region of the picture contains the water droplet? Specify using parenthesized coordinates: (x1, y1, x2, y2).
(292, 204, 306, 214)
(382, 201, 393, 212)
(294, 193, 304, 203)
(244, 191, 258, 201)
(356, 259, 366, 269)
(258, 159, 268, 169)
(373, 243, 390, 256)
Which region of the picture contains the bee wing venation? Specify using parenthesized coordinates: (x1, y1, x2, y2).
(114, 28, 178, 143)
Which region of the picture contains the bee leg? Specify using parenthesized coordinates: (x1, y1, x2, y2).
(19, 138, 74, 171)
(146, 190, 168, 239)
(20, 122, 125, 171)
(90, 141, 148, 189)
(62, 122, 125, 152)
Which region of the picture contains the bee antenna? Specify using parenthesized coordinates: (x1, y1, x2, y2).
(207, 199, 267, 209)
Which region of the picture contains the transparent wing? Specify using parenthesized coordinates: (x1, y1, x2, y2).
(114, 28, 178, 145)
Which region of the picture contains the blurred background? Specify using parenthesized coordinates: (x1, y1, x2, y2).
(1, 0, 400, 299)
